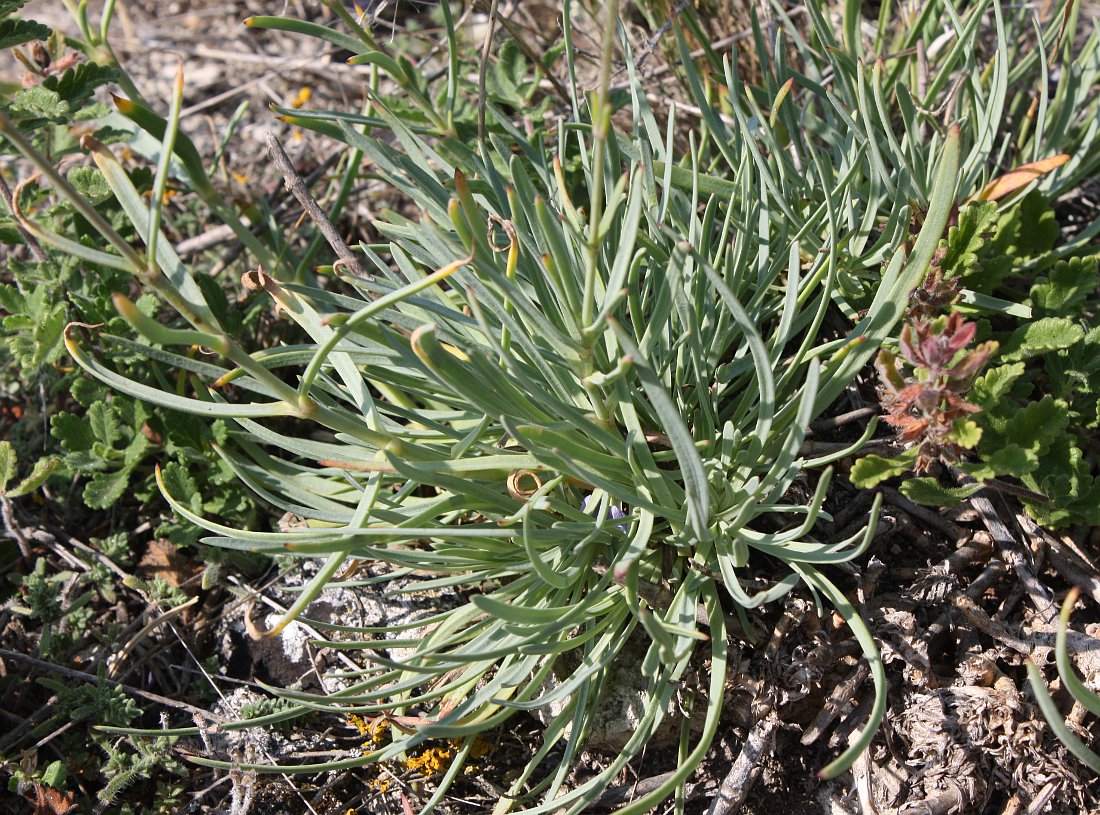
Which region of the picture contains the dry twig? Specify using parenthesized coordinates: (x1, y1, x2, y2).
(265, 131, 368, 279)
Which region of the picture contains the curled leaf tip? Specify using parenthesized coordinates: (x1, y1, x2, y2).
(63, 320, 105, 338)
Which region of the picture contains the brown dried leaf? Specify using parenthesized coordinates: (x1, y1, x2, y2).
(33, 785, 74, 815)
(969, 154, 1070, 203)
(136, 539, 200, 588)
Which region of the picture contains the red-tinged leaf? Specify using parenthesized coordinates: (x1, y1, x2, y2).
(943, 316, 977, 357)
(968, 154, 1070, 203)
(948, 341, 997, 382)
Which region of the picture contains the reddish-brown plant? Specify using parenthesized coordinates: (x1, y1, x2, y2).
(876, 312, 996, 473)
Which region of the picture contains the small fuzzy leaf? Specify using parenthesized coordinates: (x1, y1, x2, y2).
(849, 449, 918, 488)
(0, 283, 24, 313)
(983, 443, 1040, 477)
(66, 166, 113, 206)
(969, 362, 1027, 409)
(84, 469, 129, 509)
(7, 456, 60, 497)
(940, 202, 998, 278)
(39, 760, 66, 789)
(975, 193, 1059, 289)
(51, 412, 94, 452)
(19, 302, 66, 369)
(161, 461, 202, 513)
(9, 85, 69, 120)
(899, 477, 982, 507)
(71, 377, 105, 407)
(0, 17, 50, 50)
(1031, 257, 1098, 315)
(999, 317, 1084, 362)
(0, 441, 15, 492)
(0, 1, 31, 17)
(122, 434, 150, 467)
(970, 154, 1070, 203)
(42, 61, 119, 107)
(1002, 396, 1069, 455)
(88, 401, 122, 447)
(950, 418, 982, 449)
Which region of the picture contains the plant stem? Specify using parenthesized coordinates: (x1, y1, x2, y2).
(580, 0, 620, 333)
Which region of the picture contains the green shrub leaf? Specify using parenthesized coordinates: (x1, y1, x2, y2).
(0, 17, 49, 49)
(0, 440, 15, 492)
(941, 202, 998, 278)
(7, 456, 60, 498)
(999, 317, 1084, 361)
(66, 166, 113, 206)
(84, 469, 129, 510)
(969, 362, 1026, 409)
(1002, 396, 1070, 455)
(0, 0, 31, 18)
(42, 62, 119, 108)
(982, 443, 1040, 478)
(850, 449, 919, 488)
(88, 401, 122, 447)
(950, 418, 982, 449)
(51, 412, 94, 453)
(1031, 257, 1098, 315)
(899, 477, 982, 507)
(9, 85, 69, 120)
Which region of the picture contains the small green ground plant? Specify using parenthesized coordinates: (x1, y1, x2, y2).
(0, 0, 265, 533)
(1, 0, 1098, 811)
(0, 1, 267, 807)
(853, 190, 1100, 526)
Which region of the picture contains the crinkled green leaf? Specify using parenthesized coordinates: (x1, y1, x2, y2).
(849, 449, 919, 488)
(1019, 437, 1100, 527)
(66, 166, 113, 206)
(969, 362, 1027, 409)
(1030, 257, 1098, 315)
(39, 760, 66, 790)
(1001, 396, 1069, 455)
(9, 85, 69, 120)
(71, 377, 105, 407)
(486, 39, 535, 106)
(971, 443, 1040, 479)
(899, 477, 982, 507)
(88, 401, 122, 447)
(950, 418, 982, 449)
(0, 440, 15, 492)
(974, 192, 1059, 289)
(63, 449, 104, 471)
(8, 457, 60, 498)
(161, 461, 202, 514)
(0, 283, 24, 314)
(0, 17, 49, 50)
(51, 411, 94, 453)
(122, 434, 150, 467)
(84, 468, 130, 510)
(0, 0, 31, 18)
(941, 202, 997, 278)
(42, 61, 119, 108)
(999, 317, 1084, 362)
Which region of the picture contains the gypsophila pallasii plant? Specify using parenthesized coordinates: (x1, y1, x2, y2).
(1, 0, 1097, 810)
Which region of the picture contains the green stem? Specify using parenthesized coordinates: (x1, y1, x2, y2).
(580, 0, 620, 333)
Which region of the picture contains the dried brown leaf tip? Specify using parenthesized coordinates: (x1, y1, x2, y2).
(877, 312, 997, 473)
